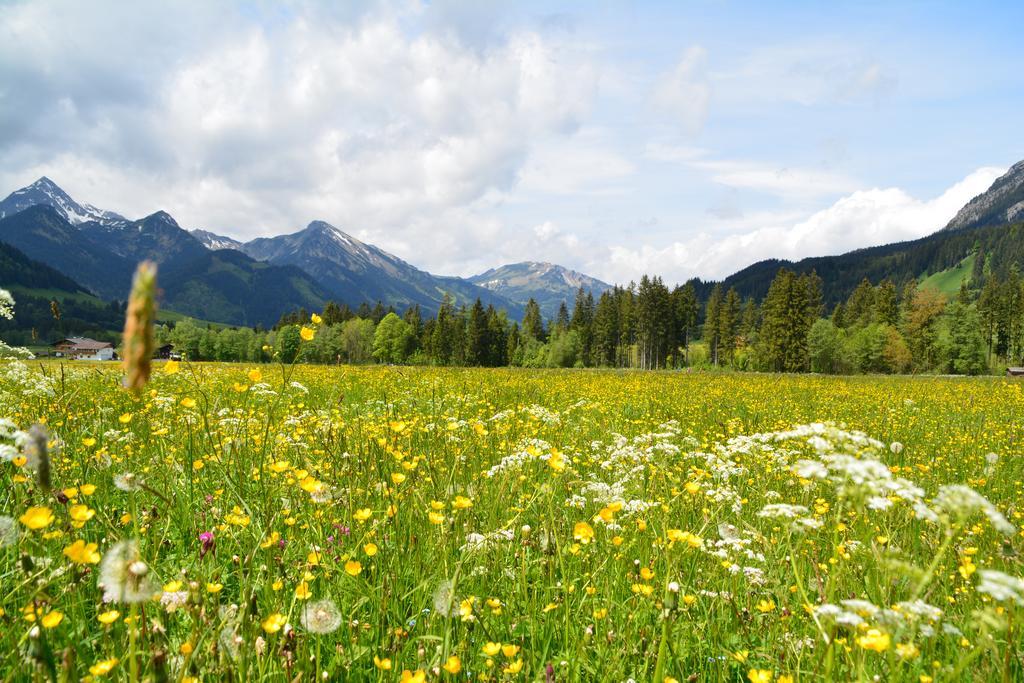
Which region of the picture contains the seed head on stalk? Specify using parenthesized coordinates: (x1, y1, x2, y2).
(122, 261, 157, 393)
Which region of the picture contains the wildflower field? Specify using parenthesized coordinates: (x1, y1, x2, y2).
(2, 361, 1023, 682)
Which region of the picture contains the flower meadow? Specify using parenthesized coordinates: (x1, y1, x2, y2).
(2, 360, 1023, 682)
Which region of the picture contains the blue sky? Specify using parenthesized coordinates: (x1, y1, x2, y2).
(1, 0, 1022, 284)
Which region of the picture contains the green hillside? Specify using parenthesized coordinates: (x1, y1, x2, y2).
(918, 253, 975, 295)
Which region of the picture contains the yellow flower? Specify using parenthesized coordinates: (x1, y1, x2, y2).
(310, 313, 323, 325)
(364, 543, 378, 556)
(504, 659, 523, 674)
(345, 560, 362, 576)
(401, 670, 426, 683)
(896, 642, 920, 660)
(163, 360, 180, 374)
(63, 539, 101, 564)
(856, 629, 891, 653)
(501, 644, 520, 658)
(80, 483, 97, 495)
(747, 670, 772, 683)
(20, 506, 54, 530)
(89, 658, 119, 676)
(442, 655, 462, 674)
(374, 655, 392, 670)
(428, 511, 445, 525)
(452, 495, 473, 509)
(300, 326, 315, 341)
(755, 599, 776, 613)
(573, 522, 595, 544)
(778, 676, 794, 683)
(391, 472, 406, 485)
(295, 582, 312, 599)
(262, 612, 287, 633)
(69, 504, 95, 526)
(482, 642, 502, 657)
(97, 610, 120, 624)
(41, 610, 64, 629)
(206, 582, 223, 593)
(119, 413, 132, 424)
(247, 368, 262, 382)
(180, 397, 196, 409)
(547, 448, 566, 472)
(684, 481, 701, 494)
(354, 508, 373, 522)
(82, 437, 97, 447)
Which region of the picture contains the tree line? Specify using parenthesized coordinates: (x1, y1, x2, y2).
(150, 245, 1020, 375)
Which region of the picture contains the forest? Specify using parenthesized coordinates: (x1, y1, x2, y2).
(148, 244, 1020, 375)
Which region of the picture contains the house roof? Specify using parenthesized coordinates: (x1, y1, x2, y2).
(52, 337, 113, 350)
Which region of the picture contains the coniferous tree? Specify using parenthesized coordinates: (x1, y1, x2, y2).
(718, 287, 741, 364)
(522, 298, 546, 341)
(874, 280, 899, 327)
(672, 282, 699, 366)
(704, 284, 723, 366)
(570, 287, 595, 366)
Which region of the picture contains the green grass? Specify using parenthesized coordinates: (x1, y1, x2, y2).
(1, 362, 1021, 681)
(919, 253, 975, 295)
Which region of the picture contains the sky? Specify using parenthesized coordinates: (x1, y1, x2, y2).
(2, 0, 1023, 286)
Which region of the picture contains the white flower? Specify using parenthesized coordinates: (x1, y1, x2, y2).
(99, 539, 156, 604)
(757, 503, 810, 519)
(933, 485, 1015, 535)
(0, 515, 18, 547)
(160, 590, 189, 613)
(113, 472, 144, 492)
(301, 599, 342, 634)
(976, 570, 1024, 606)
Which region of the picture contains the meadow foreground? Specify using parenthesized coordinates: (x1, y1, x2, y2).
(1, 362, 1023, 682)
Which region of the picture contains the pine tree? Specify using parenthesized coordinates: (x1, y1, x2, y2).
(522, 298, 545, 341)
(466, 299, 489, 366)
(718, 287, 741, 364)
(570, 287, 595, 366)
(704, 284, 723, 366)
(874, 280, 899, 326)
(672, 282, 699, 367)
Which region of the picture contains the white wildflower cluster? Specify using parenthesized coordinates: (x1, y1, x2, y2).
(932, 485, 1015, 535)
(757, 503, 822, 532)
(591, 421, 683, 477)
(459, 528, 515, 553)
(249, 382, 278, 397)
(976, 570, 1024, 606)
(735, 422, 1015, 535)
(524, 404, 562, 425)
(813, 596, 948, 643)
(702, 523, 766, 582)
(486, 438, 561, 477)
(0, 361, 52, 396)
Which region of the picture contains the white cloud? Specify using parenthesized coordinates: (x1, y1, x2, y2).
(0, 1, 601, 274)
(647, 145, 858, 201)
(710, 42, 897, 107)
(595, 165, 1005, 285)
(653, 46, 711, 133)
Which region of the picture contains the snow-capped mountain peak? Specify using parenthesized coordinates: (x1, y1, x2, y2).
(0, 177, 128, 227)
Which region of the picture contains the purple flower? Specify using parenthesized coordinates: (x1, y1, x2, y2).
(199, 531, 215, 557)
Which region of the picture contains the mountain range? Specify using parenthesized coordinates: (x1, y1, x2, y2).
(689, 160, 1024, 305)
(0, 178, 601, 325)
(2, 160, 1024, 330)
